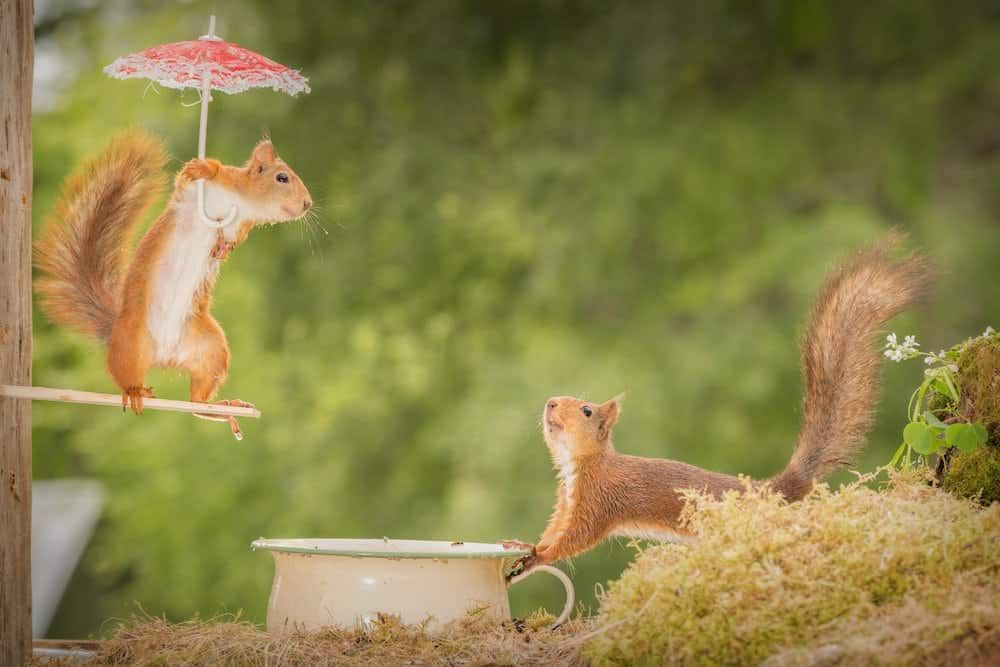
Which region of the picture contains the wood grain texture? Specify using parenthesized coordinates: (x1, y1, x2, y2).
(0, 0, 34, 663)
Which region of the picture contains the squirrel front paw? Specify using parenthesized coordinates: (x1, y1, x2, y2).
(180, 158, 221, 182)
(506, 541, 558, 577)
(506, 553, 540, 581)
(501, 540, 538, 581)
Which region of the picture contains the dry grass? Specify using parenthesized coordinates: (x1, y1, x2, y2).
(34, 610, 590, 666)
(586, 471, 1000, 666)
(34, 473, 999, 666)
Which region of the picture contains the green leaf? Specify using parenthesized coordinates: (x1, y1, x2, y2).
(945, 423, 982, 452)
(941, 372, 961, 402)
(930, 378, 955, 402)
(904, 422, 934, 455)
(889, 441, 907, 467)
(913, 378, 933, 420)
(924, 411, 946, 428)
(972, 423, 989, 446)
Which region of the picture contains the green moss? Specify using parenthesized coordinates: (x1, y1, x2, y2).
(957, 332, 1000, 439)
(585, 474, 1000, 666)
(942, 332, 1000, 502)
(943, 446, 1000, 504)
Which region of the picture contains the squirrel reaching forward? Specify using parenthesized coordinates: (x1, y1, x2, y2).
(35, 131, 312, 439)
(504, 237, 930, 571)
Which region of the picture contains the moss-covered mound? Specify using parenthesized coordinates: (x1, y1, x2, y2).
(957, 332, 1000, 435)
(944, 332, 1000, 502)
(586, 473, 1000, 666)
(943, 446, 1000, 504)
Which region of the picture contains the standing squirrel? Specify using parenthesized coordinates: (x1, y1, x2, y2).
(35, 130, 313, 439)
(503, 237, 930, 571)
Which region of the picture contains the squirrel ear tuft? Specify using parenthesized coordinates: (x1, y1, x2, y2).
(603, 394, 624, 417)
(598, 394, 623, 440)
(251, 140, 276, 165)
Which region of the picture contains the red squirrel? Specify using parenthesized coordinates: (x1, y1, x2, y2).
(35, 130, 313, 439)
(503, 237, 930, 572)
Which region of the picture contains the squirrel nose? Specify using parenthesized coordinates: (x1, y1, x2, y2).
(547, 401, 558, 410)
(303, 198, 312, 211)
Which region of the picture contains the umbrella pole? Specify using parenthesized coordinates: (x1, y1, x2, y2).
(195, 15, 237, 228)
(197, 74, 210, 160)
(197, 14, 215, 160)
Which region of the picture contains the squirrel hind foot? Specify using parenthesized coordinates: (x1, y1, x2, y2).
(121, 386, 153, 414)
(193, 399, 254, 441)
(217, 398, 254, 409)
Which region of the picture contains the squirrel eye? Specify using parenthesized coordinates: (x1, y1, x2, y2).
(581, 406, 593, 417)
(276, 172, 289, 184)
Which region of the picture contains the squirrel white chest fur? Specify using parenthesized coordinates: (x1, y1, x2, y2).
(549, 433, 579, 513)
(146, 182, 266, 364)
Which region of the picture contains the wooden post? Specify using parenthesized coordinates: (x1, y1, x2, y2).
(1, 0, 34, 664)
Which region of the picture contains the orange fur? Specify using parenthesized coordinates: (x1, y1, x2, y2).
(35, 130, 167, 342)
(36, 131, 312, 435)
(511, 236, 931, 569)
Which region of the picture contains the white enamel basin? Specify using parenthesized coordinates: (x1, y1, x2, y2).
(252, 538, 573, 632)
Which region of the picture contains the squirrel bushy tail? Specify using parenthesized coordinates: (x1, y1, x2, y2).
(35, 130, 168, 342)
(772, 234, 932, 501)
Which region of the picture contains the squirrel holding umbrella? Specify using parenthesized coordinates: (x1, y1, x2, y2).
(35, 17, 312, 440)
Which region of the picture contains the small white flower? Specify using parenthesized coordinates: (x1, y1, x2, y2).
(884, 332, 920, 362)
(983, 326, 996, 338)
(924, 356, 936, 365)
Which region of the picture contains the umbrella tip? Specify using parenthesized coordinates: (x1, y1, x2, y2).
(200, 15, 220, 41)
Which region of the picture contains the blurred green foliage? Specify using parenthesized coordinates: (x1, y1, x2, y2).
(32, 0, 1000, 637)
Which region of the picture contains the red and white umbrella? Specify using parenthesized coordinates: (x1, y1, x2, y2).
(104, 16, 309, 228)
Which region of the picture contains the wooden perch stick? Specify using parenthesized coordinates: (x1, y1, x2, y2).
(0, 385, 261, 418)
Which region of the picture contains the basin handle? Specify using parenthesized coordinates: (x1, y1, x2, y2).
(508, 564, 575, 628)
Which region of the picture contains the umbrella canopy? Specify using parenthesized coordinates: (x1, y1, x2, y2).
(104, 36, 310, 96)
(103, 16, 309, 228)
